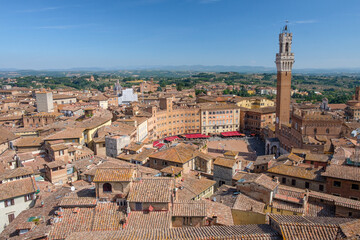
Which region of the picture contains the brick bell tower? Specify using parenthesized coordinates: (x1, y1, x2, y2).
(275, 24, 295, 130)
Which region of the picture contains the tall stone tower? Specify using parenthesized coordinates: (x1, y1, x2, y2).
(275, 24, 294, 130)
(36, 91, 54, 113)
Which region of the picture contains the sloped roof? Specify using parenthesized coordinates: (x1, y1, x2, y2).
(0, 127, 17, 144)
(322, 165, 360, 182)
(0, 166, 34, 181)
(127, 178, 173, 203)
(269, 214, 354, 240)
(172, 201, 207, 217)
(0, 177, 37, 201)
(232, 194, 265, 213)
(267, 163, 324, 181)
(214, 157, 237, 169)
(93, 168, 134, 182)
(126, 211, 171, 230)
(66, 224, 281, 240)
(238, 173, 279, 191)
(149, 143, 197, 164)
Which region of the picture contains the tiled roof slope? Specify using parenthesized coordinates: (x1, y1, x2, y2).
(308, 191, 360, 210)
(267, 163, 324, 181)
(48, 202, 124, 240)
(66, 224, 281, 240)
(59, 197, 97, 208)
(172, 201, 207, 217)
(232, 194, 265, 213)
(338, 219, 360, 239)
(322, 165, 360, 182)
(238, 173, 279, 191)
(0, 166, 34, 181)
(127, 178, 173, 203)
(126, 211, 171, 229)
(93, 168, 135, 182)
(0, 177, 37, 201)
(269, 214, 355, 240)
(149, 143, 197, 164)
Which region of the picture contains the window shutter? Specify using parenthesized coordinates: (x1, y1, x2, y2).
(11, 199, 14, 205)
(5, 201, 8, 207)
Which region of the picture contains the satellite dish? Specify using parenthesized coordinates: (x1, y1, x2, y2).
(351, 130, 357, 137)
(70, 186, 75, 192)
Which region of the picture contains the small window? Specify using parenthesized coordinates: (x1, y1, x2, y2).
(103, 183, 112, 192)
(333, 181, 341, 187)
(24, 194, 33, 202)
(282, 177, 286, 184)
(4, 199, 15, 207)
(291, 179, 296, 186)
(319, 185, 324, 192)
(326, 128, 330, 134)
(349, 212, 353, 217)
(276, 209, 281, 212)
(351, 184, 359, 190)
(305, 182, 310, 189)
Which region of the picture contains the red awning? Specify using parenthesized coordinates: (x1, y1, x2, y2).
(181, 134, 210, 139)
(153, 141, 159, 147)
(155, 143, 165, 149)
(164, 136, 180, 142)
(220, 131, 245, 137)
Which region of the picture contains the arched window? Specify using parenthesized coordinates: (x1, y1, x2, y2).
(103, 183, 112, 192)
(285, 42, 289, 52)
(314, 128, 317, 135)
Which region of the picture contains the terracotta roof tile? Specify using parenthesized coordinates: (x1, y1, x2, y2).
(59, 197, 97, 208)
(172, 200, 207, 217)
(269, 214, 354, 240)
(176, 173, 216, 201)
(308, 190, 360, 210)
(126, 211, 171, 229)
(0, 177, 37, 201)
(267, 163, 324, 181)
(66, 224, 281, 240)
(0, 166, 34, 181)
(322, 165, 360, 182)
(254, 155, 274, 166)
(238, 173, 279, 191)
(49, 202, 124, 240)
(205, 200, 234, 226)
(214, 157, 237, 169)
(149, 143, 197, 164)
(232, 193, 265, 213)
(93, 168, 135, 182)
(45, 160, 66, 169)
(338, 219, 360, 239)
(305, 153, 329, 163)
(127, 178, 174, 203)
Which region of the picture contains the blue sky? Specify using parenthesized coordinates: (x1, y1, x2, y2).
(0, 0, 359, 69)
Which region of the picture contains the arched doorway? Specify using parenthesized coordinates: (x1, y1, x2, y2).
(103, 183, 112, 192)
(271, 146, 277, 155)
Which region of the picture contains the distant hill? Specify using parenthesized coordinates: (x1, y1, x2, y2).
(1, 65, 360, 77)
